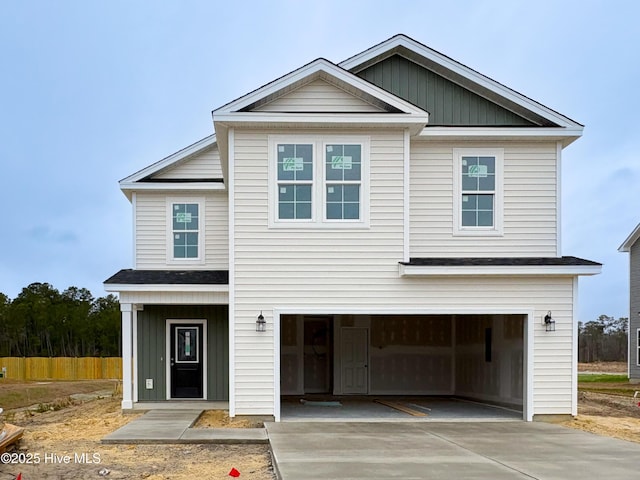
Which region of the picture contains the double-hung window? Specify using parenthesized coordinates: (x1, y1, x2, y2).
(453, 148, 503, 235)
(277, 144, 314, 220)
(167, 198, 204, 263)
(270, 136, 369, 227)
(325, 144, 362, 220)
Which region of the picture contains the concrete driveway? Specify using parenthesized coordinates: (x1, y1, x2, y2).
(265, 421, 640, 479)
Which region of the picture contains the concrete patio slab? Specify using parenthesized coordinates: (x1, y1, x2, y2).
(265, 421, 640, 480)
(102, 409, 202, 444)
(101, 409, 268, 445)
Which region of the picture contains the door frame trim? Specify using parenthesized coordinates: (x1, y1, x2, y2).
(166, 318, 208, 400)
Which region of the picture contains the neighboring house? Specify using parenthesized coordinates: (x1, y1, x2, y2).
(618, 224, 640, 383)
(104, 34, 602, 420)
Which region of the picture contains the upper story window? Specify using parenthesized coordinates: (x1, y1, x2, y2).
(269, 136, 369, 228)
(453, 148, 503, 236)
(167, 197, 205, 263)
(277, 144, 313, 220)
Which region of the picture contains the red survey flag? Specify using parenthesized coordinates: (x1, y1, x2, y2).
(229, 467, 241, 477)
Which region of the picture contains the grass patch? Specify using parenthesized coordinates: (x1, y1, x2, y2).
(578, 374, 629, 383)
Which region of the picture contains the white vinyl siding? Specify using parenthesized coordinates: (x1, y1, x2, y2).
(135, 192, 228, 269)
(120, 291, 228, 305)
(253, 78, 385, 113)
(151, 145, 223, 180)
(231, 129, 574, 417)
(410, 142, 558, 257)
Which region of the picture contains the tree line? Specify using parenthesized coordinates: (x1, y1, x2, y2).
(578, 315, 628, 363)
(0, 282, 121, 357)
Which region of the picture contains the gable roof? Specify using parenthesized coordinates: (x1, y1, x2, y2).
(118, 134, 225, 199)
(212, 58, 429, 119)
(340, 34, 583, 132)
(619, 222, 640, 252)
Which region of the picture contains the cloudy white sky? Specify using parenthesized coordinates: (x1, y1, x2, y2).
(1, 1, 638, 322)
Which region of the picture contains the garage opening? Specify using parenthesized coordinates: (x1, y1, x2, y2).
(280, 313, 526, 420)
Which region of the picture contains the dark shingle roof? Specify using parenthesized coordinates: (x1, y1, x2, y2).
(401, 256, 601, 267)
(104, 269, 229, 285)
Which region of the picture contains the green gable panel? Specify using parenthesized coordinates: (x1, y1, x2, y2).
(357, 55, 536, 126)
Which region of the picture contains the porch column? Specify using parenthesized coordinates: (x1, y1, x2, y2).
(121, 303, 133, 409)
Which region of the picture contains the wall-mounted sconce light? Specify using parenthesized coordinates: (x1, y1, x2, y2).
(544, 311, 555, 332)
(256, 311, 266, 332)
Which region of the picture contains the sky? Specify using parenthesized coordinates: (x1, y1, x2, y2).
(0, 0, 638, 322)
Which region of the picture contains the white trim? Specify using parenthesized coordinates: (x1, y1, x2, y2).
(268, 135, 371, 229)
(339, 35, 582, 130)
(273, 306, 535, 422)
(166, 196, 206, 265)
(525, 312, 534, 422)
(132, 308, 138, 403)
(273, 309, 281, 422)
(228, 127, 236, 418)
(556, 142, 562, 257)
(165, 319, 208, 401)
(403, 128, 410, 263)
(120, 303, 133, 410)
(132, 192, 137, 269)
(637, 328, 640, 367)
(399, 264, 602, 277)
(619, 222, 640, 252)
(104, 284, 228, 293)
(417, 127, 582, 146)
(121, 182, 225, 194)
(121, 134, 217, 184)
(572, 277, 579, 416)
(452, 148, 504, 236)
(212, 58, 428, 117)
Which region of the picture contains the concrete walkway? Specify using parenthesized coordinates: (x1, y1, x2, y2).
(265, 421, 640, 479)
(101, 409, 267, 444)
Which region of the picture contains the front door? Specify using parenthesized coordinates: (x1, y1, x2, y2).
(169, 322, 204, 398)
(341, 327, 368, 394)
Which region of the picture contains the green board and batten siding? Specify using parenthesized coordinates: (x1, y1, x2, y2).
(136, 305, 229, 401)
(356, 55, 535, 126)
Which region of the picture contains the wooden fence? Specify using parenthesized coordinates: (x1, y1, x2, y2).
(0, 357, 122, 380)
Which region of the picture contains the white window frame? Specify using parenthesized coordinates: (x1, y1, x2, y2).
(453, 148, 504, 236)
(268, 135, 370, 228)
(166, 197, 205, 264)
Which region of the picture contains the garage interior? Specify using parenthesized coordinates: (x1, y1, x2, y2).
(280, 314, 525, 420)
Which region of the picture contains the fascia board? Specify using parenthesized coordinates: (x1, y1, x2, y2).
(104, 283, 229, 293)
(213, 112, 429, 135)
(120, 182, 226, 191)
(121, 134, 217, 184)
(398, 264, 602, 277)
(619, 222, 640, 252)
(417, 126, 583, 146)
(212, 58, 428, 116)
(340, 35, 581, 129)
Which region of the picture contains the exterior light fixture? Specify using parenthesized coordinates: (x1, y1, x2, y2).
(256, 311, 266, 332)
(544, 311, 555, 332)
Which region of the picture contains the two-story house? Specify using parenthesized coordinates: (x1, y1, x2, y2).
(105, 34, 601, 421)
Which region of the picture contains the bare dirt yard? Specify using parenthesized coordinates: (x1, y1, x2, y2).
(0, 383, 275, 480)
(564, 362, 640, 443)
